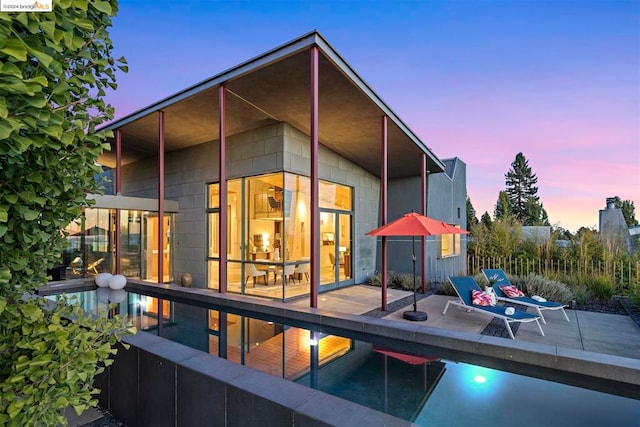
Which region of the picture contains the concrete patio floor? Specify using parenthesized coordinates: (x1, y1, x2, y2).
(302, 285, 640, 360)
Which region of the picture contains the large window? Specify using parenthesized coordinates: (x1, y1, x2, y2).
(206, 173, 352, 299)
(54, 208, 174, 283)
(441, 225, 461, 258)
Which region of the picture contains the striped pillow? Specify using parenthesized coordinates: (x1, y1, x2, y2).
(471, 289, 494, 306)
(500, 285, 525, 298)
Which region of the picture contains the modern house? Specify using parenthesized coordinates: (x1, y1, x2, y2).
(60, 31, 467, 309)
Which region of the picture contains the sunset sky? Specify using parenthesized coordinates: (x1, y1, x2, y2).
(106, 0, 639, 233)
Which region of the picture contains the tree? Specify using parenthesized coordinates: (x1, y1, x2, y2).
(494, 191, 512, 220)
(466, 196, 478, 230)
(489, 216, 522, 258)
(505, 153, 540, 222)
(522, 198, 550, 226)
(0, 3, 133, 425)
(612, 196, 639, 227)
(480, 211, 492, 228)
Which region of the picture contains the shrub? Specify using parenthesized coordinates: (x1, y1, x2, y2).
(508, 273, 574, 305)
(563, 274, 614, 301)
(572, 286, 593, 305)
(433, 280, 457, 296)
(366, 271, 428, 292)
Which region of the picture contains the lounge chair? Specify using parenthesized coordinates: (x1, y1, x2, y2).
(482, 269, 570, 324)
(443, 276, 545, 340)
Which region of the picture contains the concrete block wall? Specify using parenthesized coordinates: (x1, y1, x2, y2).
(226, 122, 285, 179)
(283, 124, 380, 285)
(120, 121, 381, 289)
(98, 331, 410, 427)
(121, 141, 219, 288)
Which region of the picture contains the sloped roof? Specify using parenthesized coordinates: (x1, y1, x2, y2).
(100, 31, 445, 178)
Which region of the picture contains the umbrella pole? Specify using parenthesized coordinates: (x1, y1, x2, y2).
(412, 236, 417, 311)
(403, 236, 427, 321)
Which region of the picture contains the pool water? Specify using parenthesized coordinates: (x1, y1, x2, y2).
(44, 288, 640, 426)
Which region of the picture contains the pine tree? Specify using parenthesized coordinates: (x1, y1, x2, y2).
(466, 196, 478, 229)
(494, 191, 512, 220)
(481, 211, 492, 228)
(505, 153, 539, 222)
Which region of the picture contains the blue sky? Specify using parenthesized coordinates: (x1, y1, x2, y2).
(107, 0, 640, 232)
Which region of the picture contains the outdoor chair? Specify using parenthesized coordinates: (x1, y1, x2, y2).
(482, 269, 570, 324)
(245, 263, 267, 287)
(444, 276, 545, 340)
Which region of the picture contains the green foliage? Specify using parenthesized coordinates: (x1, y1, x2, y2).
(503, 152, 549, 225)
(494, 191, 512, 220)
(366, 271, 427, 292)
(0, 2, 132, 424)
(0, 295, 135, 426)
(0, 2, 126, 292)
(611, 196, 639, 227)
(504, 153, 539, 221)
(433, 280, 457, 296)
(509, 273, 574, 305)
(563, 274, 614, 301)
(570, 227, 605, 264)
(571, 286, 593, 305)
(480, 211, 492, 228)
(469, 215, 521, 258)
(466, 196, 478, 231)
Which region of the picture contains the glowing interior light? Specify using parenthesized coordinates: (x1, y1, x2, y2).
(308, 338, 318, 346)
(474, 375, 487, 384)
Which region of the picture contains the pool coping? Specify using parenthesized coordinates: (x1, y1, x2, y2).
(123, 281, 640, 389)
(40, 279, 640, 391)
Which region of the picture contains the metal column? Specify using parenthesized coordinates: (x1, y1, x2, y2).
(219, 86, 228, 293)
(114, 129, 122, 274)
(157, 111, 165, 284)
(310, 46, 319, 308)
(421, 153, 427, 293)
(381, 115, 388, 311)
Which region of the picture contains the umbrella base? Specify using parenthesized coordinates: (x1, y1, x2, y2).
(403, 310, 428, 321)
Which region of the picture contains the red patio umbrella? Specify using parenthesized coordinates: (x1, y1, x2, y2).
(366, 212, 469, 321)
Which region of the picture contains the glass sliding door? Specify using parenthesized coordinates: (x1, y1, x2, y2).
(318, 180, 353, 288)
(206, 173, 352, 299)
(141, 212, 173, 283)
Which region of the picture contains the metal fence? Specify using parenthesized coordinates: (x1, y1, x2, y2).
(467, 255, 640, 295)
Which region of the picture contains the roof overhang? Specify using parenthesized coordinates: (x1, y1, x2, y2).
(100, 31, 445, 179)
(88, 194, 179, 213)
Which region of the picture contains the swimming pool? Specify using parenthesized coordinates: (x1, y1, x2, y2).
(42, 285, 639, 425)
